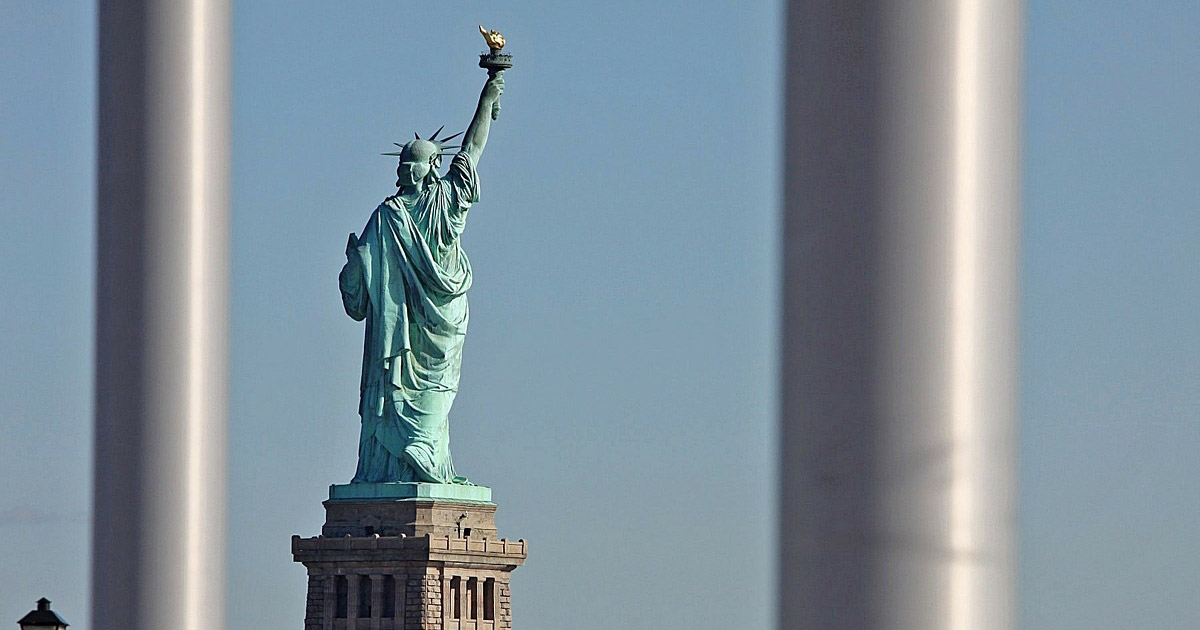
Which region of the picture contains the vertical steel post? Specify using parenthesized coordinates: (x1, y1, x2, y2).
(780, 2, 1021, 629)
(94, 2, 230, 630)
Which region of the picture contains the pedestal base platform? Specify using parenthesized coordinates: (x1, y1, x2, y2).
(323, 483, 498, 540)
(330, 482, 492, 503)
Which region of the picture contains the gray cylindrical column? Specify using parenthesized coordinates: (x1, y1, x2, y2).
(780, 2, 1020, 629)
(94, 2, 229, 630)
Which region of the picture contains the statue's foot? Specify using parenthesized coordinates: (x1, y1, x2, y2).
(451, 475, 474, 486)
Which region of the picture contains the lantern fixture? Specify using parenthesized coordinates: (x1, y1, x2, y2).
(17, 598, 68, 630)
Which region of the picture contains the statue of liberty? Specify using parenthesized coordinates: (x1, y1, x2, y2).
(339, 34, 507, 485)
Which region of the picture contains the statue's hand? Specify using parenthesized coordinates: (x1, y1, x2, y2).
(482, 72, 504, 104)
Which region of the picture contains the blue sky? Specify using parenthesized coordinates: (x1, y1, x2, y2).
(2, 2, 1199, 629)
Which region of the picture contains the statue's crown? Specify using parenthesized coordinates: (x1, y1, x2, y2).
(381, 126, 462, 159)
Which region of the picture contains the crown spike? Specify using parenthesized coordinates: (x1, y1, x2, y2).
(429, 125, 445, 142)
(414, 132, 421, 140)
(440, 131, 464, 143)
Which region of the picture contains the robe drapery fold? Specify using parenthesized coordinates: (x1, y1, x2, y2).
(339, 152, 480, 483)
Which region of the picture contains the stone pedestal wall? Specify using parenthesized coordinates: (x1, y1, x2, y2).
(322, 498, 499, 540)
(293, 491, 526, 630)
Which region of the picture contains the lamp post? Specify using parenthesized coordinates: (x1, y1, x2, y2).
(95, 2, 230, 630)
(17, 598, 68, 630)
(780, 1, 1021, 629)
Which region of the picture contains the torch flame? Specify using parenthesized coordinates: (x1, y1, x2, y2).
(479, 25, 506, 50)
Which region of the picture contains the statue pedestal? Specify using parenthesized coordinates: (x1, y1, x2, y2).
(293, 483, 527, 629)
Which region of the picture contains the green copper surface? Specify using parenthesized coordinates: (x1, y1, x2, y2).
(340, 54, 507, 485)
(328, 482, 493, 504)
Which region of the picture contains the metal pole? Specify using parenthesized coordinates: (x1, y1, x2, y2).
(94, 2, 229, 630)
(780, 2, 1021, 629)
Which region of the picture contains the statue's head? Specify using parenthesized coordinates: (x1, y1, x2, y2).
(395, 139, 441, 188)
(384, 126, 463, 190)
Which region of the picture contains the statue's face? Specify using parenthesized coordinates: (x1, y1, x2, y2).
(395, 140, 438, 188)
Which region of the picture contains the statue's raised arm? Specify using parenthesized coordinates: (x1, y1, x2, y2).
(462, 70, 504, 165)
(464, 26, 510, 164)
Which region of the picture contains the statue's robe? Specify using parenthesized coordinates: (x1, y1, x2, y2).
(339, 152, 479, 484)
